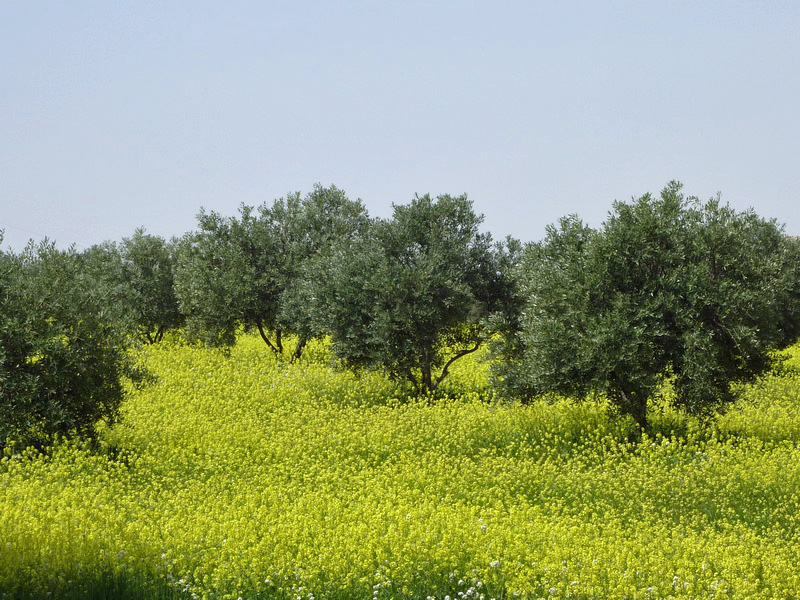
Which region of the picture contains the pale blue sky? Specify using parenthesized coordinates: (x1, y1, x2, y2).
(2, 1, 798, 250)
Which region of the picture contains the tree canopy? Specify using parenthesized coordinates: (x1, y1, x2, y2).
(1, 239, 132, 449)
(3, 181, 799, 450)
(174, 185, 370, 357)
(81, 229, 183, 344)
(499, 181, 800, 430)
(308, 193, 513, 392)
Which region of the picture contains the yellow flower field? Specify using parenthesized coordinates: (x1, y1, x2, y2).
(2, 336, 800, 599)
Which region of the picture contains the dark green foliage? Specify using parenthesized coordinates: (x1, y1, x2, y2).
(81, 230, 183, 344)
(79, 241, 131, 330)
(780, 235, 800, 344)
(277, 185, 374, 351)
(310, 193, 512, 392)
(119, 229, 184, 343)
(173, 208, 254, 348)
(0, 239, 132, 449)
(500, 182, 800, 429)
(173, 184, 370, 357)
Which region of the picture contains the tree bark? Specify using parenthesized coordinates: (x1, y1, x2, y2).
(422, 364, 433, 392)
(611, 373, 649, 433)
(291, 337, 307, 362)
(620, 388, 649, 432)
(403, 367, 422, 395)
(255, 320, 280, 354)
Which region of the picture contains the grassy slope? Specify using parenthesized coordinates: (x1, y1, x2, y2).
(2, 337, 800, 600)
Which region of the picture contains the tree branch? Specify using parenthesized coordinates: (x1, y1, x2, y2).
(255, 320, 280, 354)
(432, 339, 483, 391)
(403, 366, 421, 395)
(291, 337, 307, 362)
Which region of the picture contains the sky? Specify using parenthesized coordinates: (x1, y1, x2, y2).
(2, 1, 799, 251)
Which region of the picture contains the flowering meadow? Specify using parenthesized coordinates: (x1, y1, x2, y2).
(2, 336, 800, 600)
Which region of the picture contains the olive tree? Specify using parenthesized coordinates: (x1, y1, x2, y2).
(174, 185, 370, 358)
(500, 181, 800, 430)
(119, 229, 184, 343)
(1, 238, 132, 449)
(81, 229, 183, 344)
(309, 193, 512, 393)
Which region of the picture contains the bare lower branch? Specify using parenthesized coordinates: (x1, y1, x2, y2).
(432, 339, 483, 391)
(291, 337, 307, 362)
(255, 320, 280, 354)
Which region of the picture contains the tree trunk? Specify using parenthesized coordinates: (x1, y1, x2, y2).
(421, 364, 434, 393)
(403, 367, 422, 395)
(291, 337, 307, 362)
(255, 320, 280, 354)
(618, 386, 649, 433)
(630, 401, 649, 433)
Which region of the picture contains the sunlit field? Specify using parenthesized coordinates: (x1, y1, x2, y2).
(2, 336, 800, 600)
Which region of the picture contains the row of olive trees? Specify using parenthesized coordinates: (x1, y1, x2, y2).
(100, 181, 800, 430)
(3, 181, 799, 448)
(76, 185, 515, 396)
(170, 186, 517, 392)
